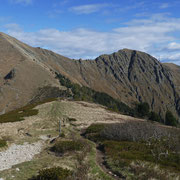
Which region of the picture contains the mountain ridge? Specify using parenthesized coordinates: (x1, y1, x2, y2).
(0, 32, 179, 120)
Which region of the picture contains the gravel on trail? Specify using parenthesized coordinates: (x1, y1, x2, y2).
(0, 142, 43, 171)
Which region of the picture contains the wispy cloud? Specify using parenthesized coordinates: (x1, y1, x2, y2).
(115, 1, 145, 13)
(4, 14, 180, 65)
(69, 4, 108, 15)
(160, 3, 169, 9)
(166, 42, 180, 51)
(10, 0, 33, 5)
(4, 23, 22, 31)
(52, 0, 70, 8)
(0, 16, 11, 23)
(48, 9, 64, 18)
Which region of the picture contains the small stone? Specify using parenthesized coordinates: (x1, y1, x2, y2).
(16, 168, 20, 171)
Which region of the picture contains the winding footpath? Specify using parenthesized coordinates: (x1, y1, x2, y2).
(96, 147, 125, 180)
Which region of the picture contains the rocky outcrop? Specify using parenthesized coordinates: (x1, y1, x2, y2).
(89, 49, 180, 119)
(4, 68, 15, 80)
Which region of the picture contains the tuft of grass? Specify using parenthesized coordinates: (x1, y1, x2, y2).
(0, 139, 7, 148)
(68, 118, 77, 122)
(102, 140, 180, 177)
(84, 123, 105, 134)
(0, 106, 38, 123)
(83, 123, 106, 142)
(0, 98, 57, 123)
(59, 132, 65, 138)
(51, 140, 84, 154)
(29, 166, 72, 180)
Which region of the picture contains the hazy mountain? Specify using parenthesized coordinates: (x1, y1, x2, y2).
(0, 32, 179, 119)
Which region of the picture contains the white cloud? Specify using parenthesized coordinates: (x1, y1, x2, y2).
(3, 14, 180, 65)
(69, 4, 108, 14)
(167, 42, 180, 50)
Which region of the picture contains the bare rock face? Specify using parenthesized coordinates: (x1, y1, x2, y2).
(4, 68, 15, 80)
(92, 50, 180, 119)
(0, 32, 179, 120)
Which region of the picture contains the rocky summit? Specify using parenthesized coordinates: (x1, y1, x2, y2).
(0, 32, 179, 119)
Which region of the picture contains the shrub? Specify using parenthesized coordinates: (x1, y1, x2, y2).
(55, 72, 134, 116)
(136, 102, 150, 117)
(102, 140, 180, 176)
(83, 124, 106, 142)
(85, 122, 180, 148)
(165, 111, 178, 126)
(68, 118, 77, 122)
(0, 139, 7, 148)
(59, 132, 65, 138)
(149, 111, 161, 122)
(0, 98, 58, 124)
(29, 167, 72, 180)
(30, 86, 71, 104)
(0, 105, 38, 123)
(85, 123, 105, 134)
(51, 140, 84, 154)
(101, 121, 177, 142)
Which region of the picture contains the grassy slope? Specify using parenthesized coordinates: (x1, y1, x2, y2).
(0, 100, 113, 180)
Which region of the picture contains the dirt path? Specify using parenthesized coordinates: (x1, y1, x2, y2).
(96, 146, 125, 180)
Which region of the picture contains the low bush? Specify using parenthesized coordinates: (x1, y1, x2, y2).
(136, 102, 150, 117)
(51, 140, 84, 154)
(101, 121, 176, 142)
(102, 139, 180, 173)
(85, 121, 180, 143)
(68, 118, 77, 122)
(0, 98, 58, 124)
(84, 123, 105, 134)
(30, 86, 71, 104)
(165, 111, 178, 126)
(55, 72, 134, 115)
(29, 167, 72, 180)
(83, 124, 106, 142)
(149, 111, 161, 122)
(0, 139, 7, 148)
(59, 132, 65, 138)
(0, 105, 38, 123)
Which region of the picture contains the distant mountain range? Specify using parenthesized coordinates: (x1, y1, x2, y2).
(0, 32, 179, 119)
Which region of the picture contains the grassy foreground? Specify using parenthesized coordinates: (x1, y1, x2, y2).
(0, 101, 114, 180)
(84, 122, 180, 179)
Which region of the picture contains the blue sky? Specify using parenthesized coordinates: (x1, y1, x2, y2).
(1, 0, 180, 64)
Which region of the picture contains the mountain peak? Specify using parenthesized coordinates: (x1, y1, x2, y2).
(121, 48, 136, 52)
